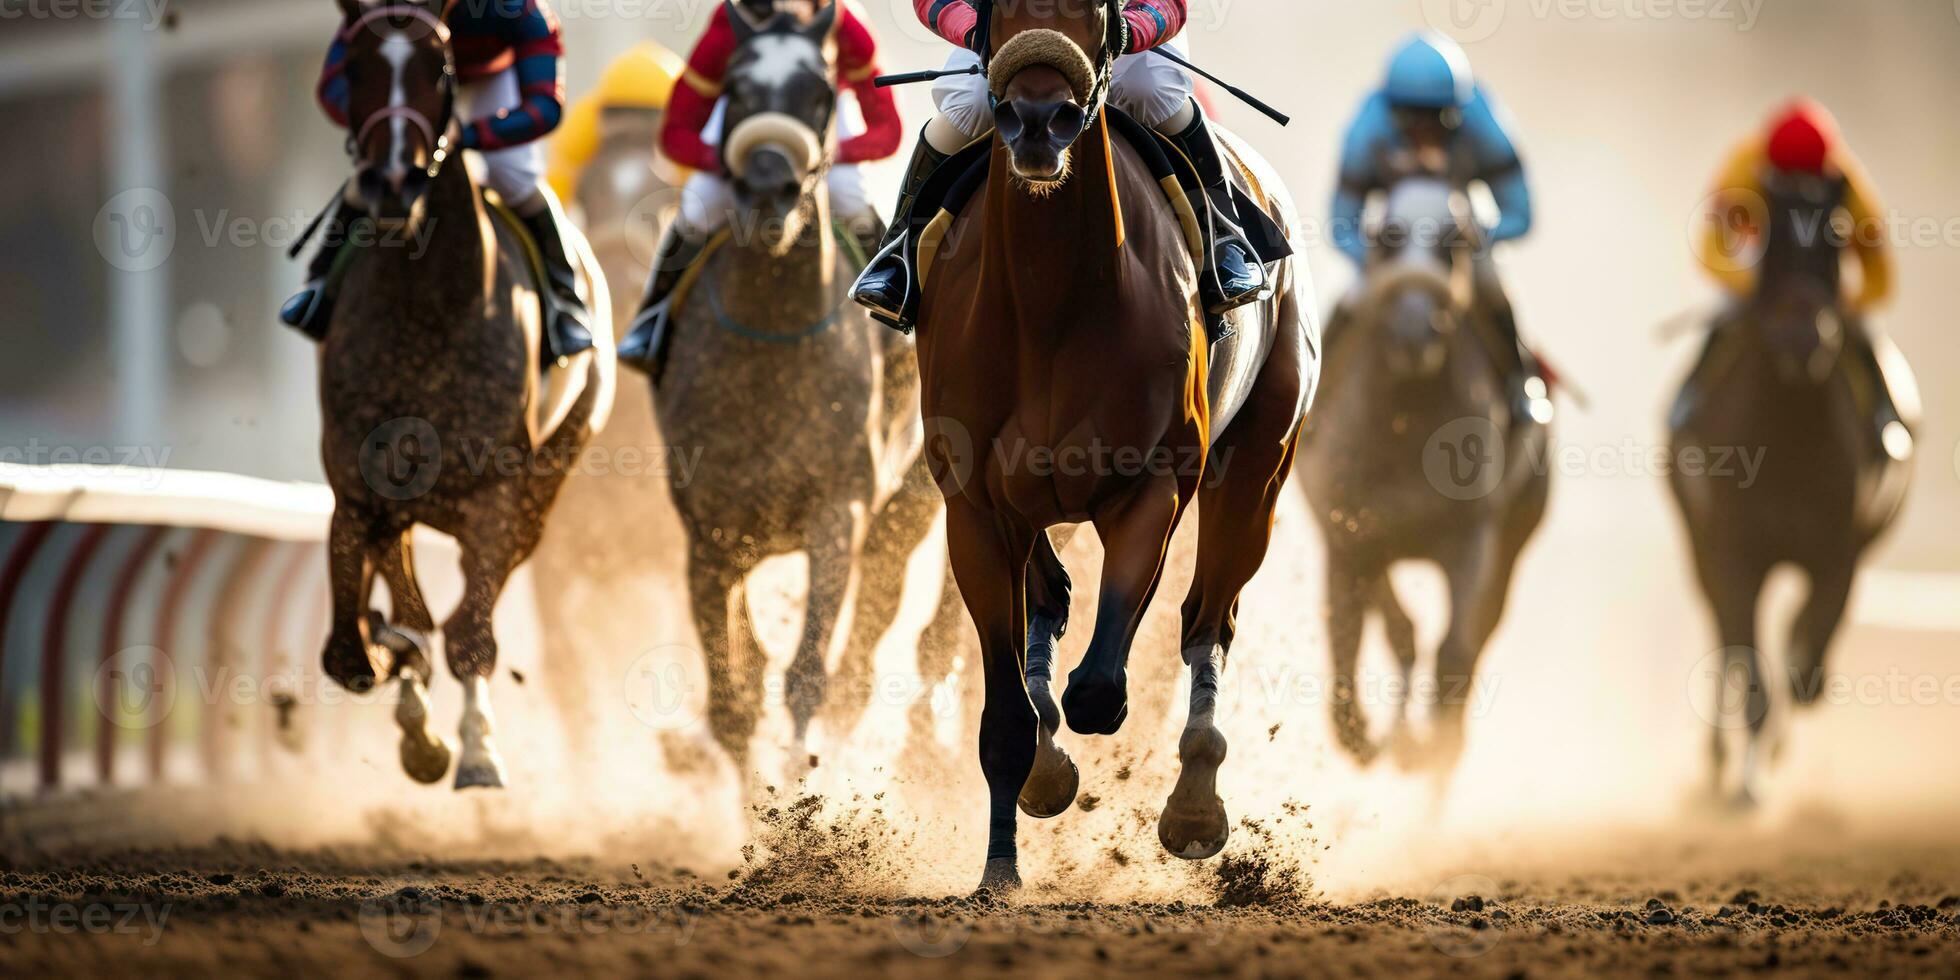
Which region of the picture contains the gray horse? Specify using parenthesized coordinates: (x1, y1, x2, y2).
(1298, 177, 1549, 777)
(1668, 170, 1914, 808)
(648, 5, 962, 779)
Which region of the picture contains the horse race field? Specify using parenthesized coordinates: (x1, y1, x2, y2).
(4, 827, 1958, 977)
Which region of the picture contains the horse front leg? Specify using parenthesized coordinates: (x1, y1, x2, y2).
(321, 507, 384, 693)
(1018, 530, 1078, 818)
(1428, 527, 1503, 781)
(373, 529, 450, 785)
(445, 533, 522, 790)
(945, 502, 1037, 892)
(1163, 366, 1304, 859)
(785, 506, 863, 758)
(1061, 482, 1188, 736)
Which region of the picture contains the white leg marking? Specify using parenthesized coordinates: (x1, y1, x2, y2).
(454, 674, 508, 790)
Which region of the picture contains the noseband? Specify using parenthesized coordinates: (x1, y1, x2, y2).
(340, 4, 458, 179)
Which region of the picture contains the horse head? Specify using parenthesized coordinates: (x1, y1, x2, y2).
(984, 0, 1121, 190)
(1752, 168, 1851, 385)
(1359, 175, 1478, 379)
(719, 0, 839, 255)
(334, 0, 458, 228)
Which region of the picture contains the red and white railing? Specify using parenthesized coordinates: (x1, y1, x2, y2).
(0, 463, 332, 797)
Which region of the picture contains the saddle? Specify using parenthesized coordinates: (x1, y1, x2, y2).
(908, 107, 1289, 338)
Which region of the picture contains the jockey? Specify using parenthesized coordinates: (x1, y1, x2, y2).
(1330, 33, 1545, 419)
(1681, 99, 1909, 453)
(617, 0, 902, 369)
(283, 0, 595, 362)
(850, 0, 1284, 334)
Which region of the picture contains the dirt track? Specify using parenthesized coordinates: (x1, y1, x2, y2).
(5, 822, 1958, 978)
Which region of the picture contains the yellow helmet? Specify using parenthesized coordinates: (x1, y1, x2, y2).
(549, 42, 687, 200)
(594, 41, 686, 111)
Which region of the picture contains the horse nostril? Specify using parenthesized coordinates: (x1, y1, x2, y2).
(399, 169, 430, 208)
(994, 102, 1027, 144)
(1048, 103, 1086, 142)
(356, 168, 390, 209)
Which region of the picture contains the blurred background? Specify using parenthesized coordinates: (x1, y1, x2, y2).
(2, 0, 1957, 889)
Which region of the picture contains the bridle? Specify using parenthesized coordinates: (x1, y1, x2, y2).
(339, 3, 459, 180)
(972, 0, 1125, 129)
(720, 2, 841, 201)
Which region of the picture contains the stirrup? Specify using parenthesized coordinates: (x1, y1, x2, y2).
(850, 228, 917, 333)
(618, 299, 672, 370)
(280, 280, 332, 340)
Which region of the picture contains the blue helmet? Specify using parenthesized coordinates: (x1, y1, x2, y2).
(1383, 33, 1474, 110)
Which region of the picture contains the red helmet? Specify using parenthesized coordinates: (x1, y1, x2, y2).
(1765, 99, 1838, 175)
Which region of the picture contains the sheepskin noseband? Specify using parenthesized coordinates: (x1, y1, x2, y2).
(723, 112, 823, 179)
(988, 29, 1096, 103)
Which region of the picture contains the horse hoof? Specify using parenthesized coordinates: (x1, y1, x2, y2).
(1159, 726, 1229, 860)
(454, 755, 507, 790)
(399, 734, 453, 785)
(1017, 736, 1079, 818)
(1060, 668, 1129, 736)
(975, 858, 1022, 895)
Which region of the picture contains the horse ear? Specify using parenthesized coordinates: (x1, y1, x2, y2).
(801, 0, 837, 43)
(726, 0, 761, 44)
(335, 0, 365, 22)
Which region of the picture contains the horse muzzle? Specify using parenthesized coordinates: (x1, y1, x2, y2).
(354, 163, 431, 225)
(995, 95, 1087, 183)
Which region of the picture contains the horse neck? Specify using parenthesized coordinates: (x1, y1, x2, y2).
(367, 159, 494, 315)
(719, 182, 839, 320)
(980, 126, 1127, 331)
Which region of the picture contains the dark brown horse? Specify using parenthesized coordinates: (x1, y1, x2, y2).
(918, 2, 1315, 890)
(1669, 169, 1913, 807)
(653, 3, 964, 783)
(1298, 176, 1549, 778)
(316, 0, 613, 790)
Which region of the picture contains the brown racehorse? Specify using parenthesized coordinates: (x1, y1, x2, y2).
(917, 1, 1316, 890)
(1669, 169, 1913, 808)
(316, 0, 613, 790)
(1298, 175, 1549, 779)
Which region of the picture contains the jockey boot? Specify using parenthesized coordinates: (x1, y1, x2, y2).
(279, 202, 350, 340)
(618, 223, 712, 377)
(1847, 322, 1912, 462)
(517, 193, 597, 365)
(850, 130, 951, 333)
(1162, 101, 1273, 318)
